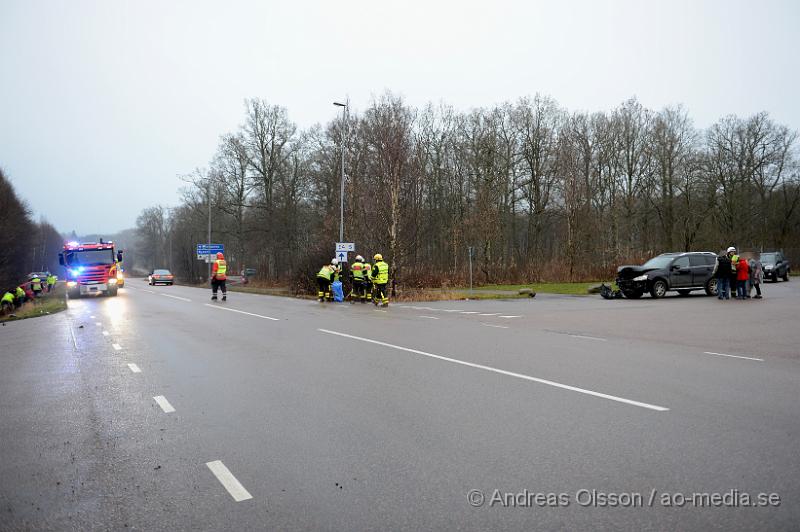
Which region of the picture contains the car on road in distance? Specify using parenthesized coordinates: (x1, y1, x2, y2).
(616, 252, 718, 299)
(148, 269, 174, 286)
(759, 251, 791, 282)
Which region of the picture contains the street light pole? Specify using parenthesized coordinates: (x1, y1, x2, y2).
(207, 179, 212, 282)
(334, 101, 347, 243)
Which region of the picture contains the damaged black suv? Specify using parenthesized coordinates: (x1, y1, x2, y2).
(616, 252, 718, 299)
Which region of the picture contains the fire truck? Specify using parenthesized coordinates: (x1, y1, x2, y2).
(59, 240, 124, 297)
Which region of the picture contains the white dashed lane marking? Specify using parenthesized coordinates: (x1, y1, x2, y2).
(703, 351, 764, 362)
(419, 316, 440, 320)
(499, 315, 522, 319)
(318, 329, 669, 412)
(204, 304, 279, 321)
(160, 293, 191, 302)
(481, 323, 509, 329)
(568, 334, 607, 342)
(153, 396, 176, 413)
(127, 363, 141, 373)
(112, 343, 122, 350)
(102, 331, 109, 336)
(205, 460, 253, 502)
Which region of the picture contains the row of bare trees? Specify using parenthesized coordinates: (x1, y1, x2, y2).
(0, 168, 63, 290)
(133, 94, 800, 288)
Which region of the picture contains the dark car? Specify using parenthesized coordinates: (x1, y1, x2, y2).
(759, 252, 791, 282)
(616, 252, 718, 299)
(148, 269, 174, 286)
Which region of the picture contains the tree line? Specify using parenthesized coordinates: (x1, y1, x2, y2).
(0, 168, 63, 289)
(133, 94, 800, 290)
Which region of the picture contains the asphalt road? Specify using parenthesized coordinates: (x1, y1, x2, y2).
(1, 279, 799, 530)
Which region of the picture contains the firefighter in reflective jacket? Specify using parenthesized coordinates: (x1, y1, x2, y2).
(350, 255, 369, 303)
(369, 254, 390, 307)
(1, 290, 14, 313)
(30, 275, 42, 297)
(211, 252, 227, 301)
(15, 286, 26, 308)
(317, 260, 336, 302)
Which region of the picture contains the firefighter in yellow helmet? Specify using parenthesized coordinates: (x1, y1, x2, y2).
(369, 253, 389, 307)
(211, 252, 228, 301)
(317, 258, 338, 302)
(350, 255, 369, 303)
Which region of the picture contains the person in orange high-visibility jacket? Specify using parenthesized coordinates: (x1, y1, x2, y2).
(211, 252, 228, 301)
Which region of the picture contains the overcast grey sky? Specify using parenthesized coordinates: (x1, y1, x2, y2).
(1, 0, 798, 235)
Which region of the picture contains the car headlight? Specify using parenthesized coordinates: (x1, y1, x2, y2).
(633, 274, 648, 282)
(67, 281, 77, 287)
(108, 278, 118, 285)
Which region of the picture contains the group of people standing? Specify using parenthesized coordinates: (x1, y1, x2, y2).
(713, 246, 763, 300)
(317, 254, 390, 307)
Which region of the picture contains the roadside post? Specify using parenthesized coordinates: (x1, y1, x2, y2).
(468, 246, 474, 295)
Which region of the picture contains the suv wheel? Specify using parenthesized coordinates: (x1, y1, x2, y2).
(650, 279, 668, 299)
(783, 270, 790, 282)
(705, 278, 718, 296)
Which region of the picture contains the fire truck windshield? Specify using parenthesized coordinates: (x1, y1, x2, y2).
(65, 249, 115, 266)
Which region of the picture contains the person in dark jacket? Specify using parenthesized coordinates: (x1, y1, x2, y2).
(713, 251, 732, 300)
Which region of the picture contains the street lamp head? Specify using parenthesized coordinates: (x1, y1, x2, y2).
(333, 102, 347, 107)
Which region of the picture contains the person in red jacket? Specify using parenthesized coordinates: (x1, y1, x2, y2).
(736, 257, 750, 300)
(211, 252, 228, 301)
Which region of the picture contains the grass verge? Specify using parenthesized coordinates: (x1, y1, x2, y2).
(1, 284, 68, 322)
(471, 282, 612, 295)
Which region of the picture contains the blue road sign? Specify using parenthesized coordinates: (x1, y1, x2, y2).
(197, 244, 224, 255)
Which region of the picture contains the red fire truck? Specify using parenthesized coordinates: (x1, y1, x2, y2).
(59, 240, 124, 297)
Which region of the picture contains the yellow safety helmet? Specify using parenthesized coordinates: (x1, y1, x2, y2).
(373, 253, 383, 261)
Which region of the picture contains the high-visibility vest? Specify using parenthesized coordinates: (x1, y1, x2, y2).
(15, 287, 25, 299)
(730, 255, 739, 273)
(351, 262, 365, 280)
(31, 277, 42, 290)
(317, 265, 334, 281)
(372, 261, 389, 284)
(1, 292, 13, 305)
(214, 260, 227, 279)
(47, 275, 56, 286)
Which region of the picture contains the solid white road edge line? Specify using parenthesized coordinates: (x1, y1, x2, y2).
(499, 315, 522, 319)
(481, 323, 509, 329)
(703, 351, 764, 362)
(69, 327, 78, 350)
(205, 460, 253, 502)
(153, 395, 176, 413)
(128, 363, 141, 373)
(419, 316, 440, 320)
(203, 304, 279, 321)
(460, 311, 480, 314)
(160, 293, 191, 302)
(318, 329, 669, 412)
(478, 313, 501, 316)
